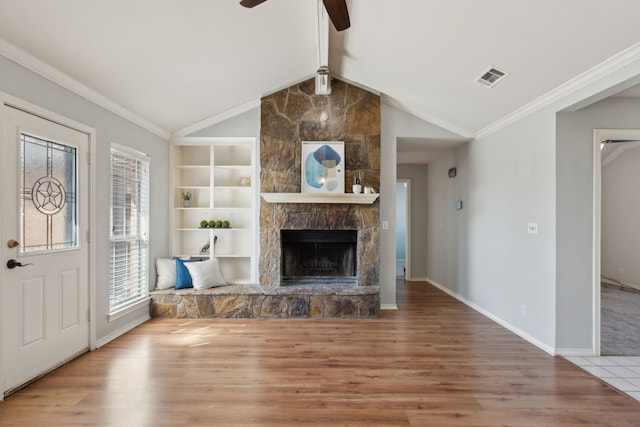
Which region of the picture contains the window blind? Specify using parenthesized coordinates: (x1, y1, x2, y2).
(109, 145, 150, 315)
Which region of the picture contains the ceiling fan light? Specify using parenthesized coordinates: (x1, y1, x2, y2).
(315, 67, 331, 95)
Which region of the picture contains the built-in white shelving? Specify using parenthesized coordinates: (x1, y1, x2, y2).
(171, 137, 257, 284)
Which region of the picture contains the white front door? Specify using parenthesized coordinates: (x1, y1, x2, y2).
(2, 105, 90, 395)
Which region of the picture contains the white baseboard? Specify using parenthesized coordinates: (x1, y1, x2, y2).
(95, 314, 150, 349)
(555, 348, 596, 357)
(426, 278, 555, 356)
(380, 304, 398, 310)
(407, 277, 428, 282)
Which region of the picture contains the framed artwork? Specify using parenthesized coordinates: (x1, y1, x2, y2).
(301, 141, 344, 194)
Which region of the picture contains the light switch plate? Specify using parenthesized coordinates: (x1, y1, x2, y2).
(527, 223, 538, 234)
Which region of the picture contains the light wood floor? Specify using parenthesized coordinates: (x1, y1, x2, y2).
(1, 281, 639, 426)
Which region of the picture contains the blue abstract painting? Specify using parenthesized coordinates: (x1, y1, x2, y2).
(301, 141, 344, 193)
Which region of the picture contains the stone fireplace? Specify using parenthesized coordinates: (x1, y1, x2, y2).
(149, 77, 381, 320)
(259, 78, 380, 288)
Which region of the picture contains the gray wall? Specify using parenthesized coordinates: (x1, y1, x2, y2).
(601, 145, 640, 287)
(422, 53, 640, 354)
(395, 182, 406, 260)
(555, 67, 640, 352)
(381, 103, 464, 307)
(397, 164, 429, 280)
(427, 109, 557, 351)
(427, 149, 466, 291)
(557, 96, 640, 350)
(0, 56, 170, 343)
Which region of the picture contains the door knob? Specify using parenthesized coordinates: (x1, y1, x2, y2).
(7, 239, 19, 248)
(6, 259, 33, 269)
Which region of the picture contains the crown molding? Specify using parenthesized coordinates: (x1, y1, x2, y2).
(0, 37, 171, 141)
(475, 41, 640, 141)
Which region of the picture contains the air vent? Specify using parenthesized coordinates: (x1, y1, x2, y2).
(475, 66, 509, 88)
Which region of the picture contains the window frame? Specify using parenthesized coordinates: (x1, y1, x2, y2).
(108, 143, 150, 320)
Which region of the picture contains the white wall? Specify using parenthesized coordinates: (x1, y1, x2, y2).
(601, 145, 640, 287)
(0, 55, 170, 344)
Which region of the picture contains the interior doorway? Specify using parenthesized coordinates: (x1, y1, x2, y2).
(395, 180, 410, 278)
(594, 129, 640, 356)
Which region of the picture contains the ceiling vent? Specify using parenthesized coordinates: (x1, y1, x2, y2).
(475, 66, 509, 88)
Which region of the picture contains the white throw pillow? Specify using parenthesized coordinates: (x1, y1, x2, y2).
(185, 258, 226, 290)
(155, 258, 176, 290)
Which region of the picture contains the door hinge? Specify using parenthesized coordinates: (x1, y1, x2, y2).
(86, 229, 91, 243)
(87, 308, 91, 321)
(87, 151, 91, 165)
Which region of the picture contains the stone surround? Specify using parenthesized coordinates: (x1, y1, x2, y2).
(259, 78, 381, 288)
(150, 284, 380, 319)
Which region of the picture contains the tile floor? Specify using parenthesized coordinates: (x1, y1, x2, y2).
(564, 356, 640, 402)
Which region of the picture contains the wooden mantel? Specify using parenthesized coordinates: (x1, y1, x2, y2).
(261, 193, 379, 205)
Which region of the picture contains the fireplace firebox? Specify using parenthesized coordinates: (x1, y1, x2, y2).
(281, 230, 357, 285)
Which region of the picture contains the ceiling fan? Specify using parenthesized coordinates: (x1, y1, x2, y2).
(239, 0, 351, 31)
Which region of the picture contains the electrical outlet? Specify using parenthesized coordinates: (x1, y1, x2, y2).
(521, 304, 527, 317)
(619, 266, 624, 274)
(381, 220, 389, 230)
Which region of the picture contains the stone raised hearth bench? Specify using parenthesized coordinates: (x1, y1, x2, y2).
(150, 284, 380, 319)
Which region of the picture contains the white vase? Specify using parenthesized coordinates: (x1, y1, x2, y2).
(183, 200, 191, 208)
(352, 184, 362, 194)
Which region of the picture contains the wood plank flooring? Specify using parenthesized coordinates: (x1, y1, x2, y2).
(1, 280, 639, 426)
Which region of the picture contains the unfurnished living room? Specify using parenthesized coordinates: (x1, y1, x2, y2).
(1, 0, 640, 425)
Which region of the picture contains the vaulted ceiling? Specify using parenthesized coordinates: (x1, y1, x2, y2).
(1, 0, 640, 144)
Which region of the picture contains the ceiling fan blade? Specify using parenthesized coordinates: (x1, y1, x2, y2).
(322, 0, 350, 31)
(240, 0, 268, 8)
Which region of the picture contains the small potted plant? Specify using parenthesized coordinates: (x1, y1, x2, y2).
(182, 191, 192, 207)
(352, 170, 362, 194)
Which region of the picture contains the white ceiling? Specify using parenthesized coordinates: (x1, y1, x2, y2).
(1, 0, 640, 151)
